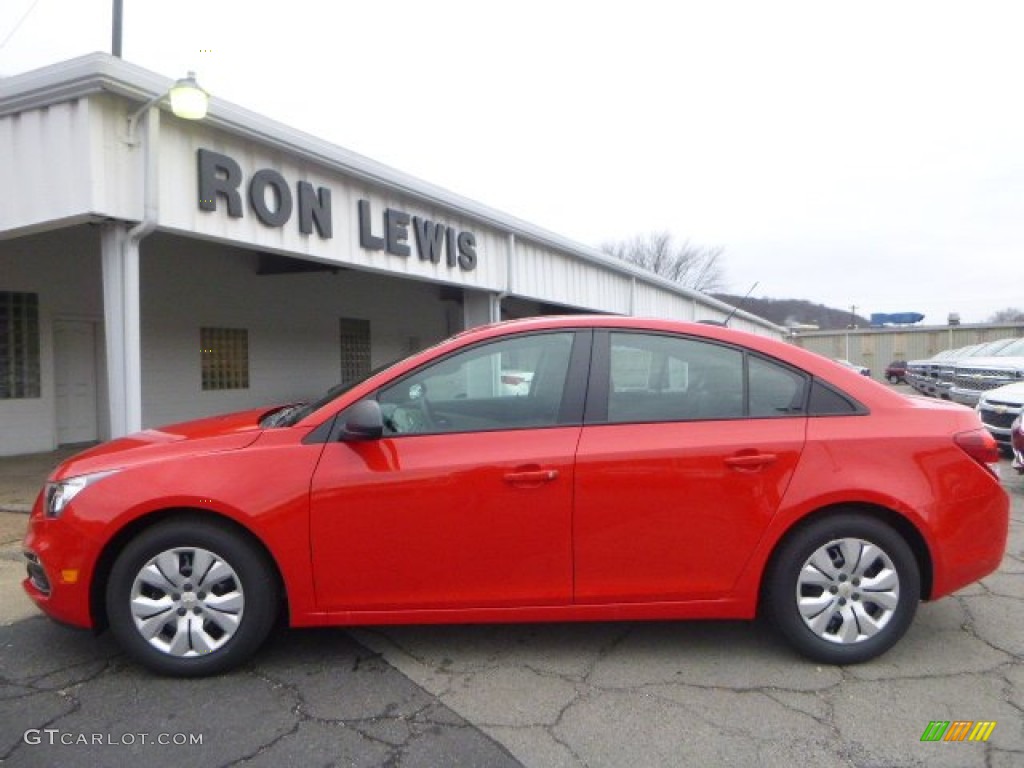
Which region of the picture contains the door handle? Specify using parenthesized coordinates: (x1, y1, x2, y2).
(504, 468, 560, 487)
(724, 453, 778, 471)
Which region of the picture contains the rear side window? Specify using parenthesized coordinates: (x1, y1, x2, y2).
(807, 379, 862, 415)
(749, 355, 806, 416)
(598, 332, 808, 424)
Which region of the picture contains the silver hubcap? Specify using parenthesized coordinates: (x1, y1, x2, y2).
(129, 547, 244, 657)
(796, 537, 900, 645)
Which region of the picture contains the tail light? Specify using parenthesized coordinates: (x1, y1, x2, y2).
(954, 428, 1001, 478)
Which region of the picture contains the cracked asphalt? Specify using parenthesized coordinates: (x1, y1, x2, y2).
(0, 461, 1021, 767)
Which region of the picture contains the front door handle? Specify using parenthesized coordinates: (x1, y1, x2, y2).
(724, 453, 778, 471)
(504, 468, 560, 488)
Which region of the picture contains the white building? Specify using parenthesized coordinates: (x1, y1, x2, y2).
(0, 54, 782, 457)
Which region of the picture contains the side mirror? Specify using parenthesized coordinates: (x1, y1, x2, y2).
(339, 400, 384, 441)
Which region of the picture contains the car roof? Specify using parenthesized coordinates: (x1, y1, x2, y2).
(453, 315, 904, 401)
(300, 314, 910, 426)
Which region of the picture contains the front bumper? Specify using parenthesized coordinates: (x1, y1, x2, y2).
(977, 401, 1023, 450)
(949, 387, 981, 407)
(21, 500, 101, 629)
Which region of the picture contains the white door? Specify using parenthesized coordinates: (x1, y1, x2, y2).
(54, 320, 99, 445)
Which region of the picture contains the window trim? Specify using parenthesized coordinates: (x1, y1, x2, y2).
(585, 329, 857, 426)
(365, 329, 593, 438)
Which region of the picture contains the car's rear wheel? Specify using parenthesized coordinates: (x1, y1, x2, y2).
(106, 517, 278, 676)
(765, 513, 920, 664)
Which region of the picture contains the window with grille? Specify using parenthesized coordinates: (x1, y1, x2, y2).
(0, 291, 41, 399)
(339, 318, 371, 385)
(201, 327, 249, 390)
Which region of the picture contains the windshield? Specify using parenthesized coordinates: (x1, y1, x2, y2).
(260, 358, 402, 428)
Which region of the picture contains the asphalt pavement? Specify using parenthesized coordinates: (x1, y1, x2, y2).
(1, 444, 1022, 767)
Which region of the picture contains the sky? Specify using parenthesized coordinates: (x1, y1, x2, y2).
(2, 0, 1022, 324)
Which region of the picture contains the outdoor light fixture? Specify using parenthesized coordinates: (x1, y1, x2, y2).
(168, 71, 208, 120)
(126, 70, 208, 143)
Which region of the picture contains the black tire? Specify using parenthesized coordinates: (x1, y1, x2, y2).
(105, 516, 279, 676)
(764, 513, 920, 664)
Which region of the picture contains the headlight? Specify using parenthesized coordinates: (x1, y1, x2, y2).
(44, 471, 119, 518)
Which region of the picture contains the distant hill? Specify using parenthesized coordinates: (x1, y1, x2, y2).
(712, 294, 871, 330)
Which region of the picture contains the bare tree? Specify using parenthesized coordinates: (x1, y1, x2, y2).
(601, 231, 726, 292)
(988, 307, 1024, 323)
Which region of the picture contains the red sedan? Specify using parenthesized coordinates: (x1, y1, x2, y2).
(23, 316, 1008, 676)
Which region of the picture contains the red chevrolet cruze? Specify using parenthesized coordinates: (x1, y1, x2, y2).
(23, 316, 1009, 675)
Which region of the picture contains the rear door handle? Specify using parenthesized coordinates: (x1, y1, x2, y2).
(724, 453, 778, 471)
(504, 468, 560, 487)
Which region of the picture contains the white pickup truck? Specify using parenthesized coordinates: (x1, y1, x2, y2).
(951, 337, 1024, 407)
(975, 380, 1024, 456)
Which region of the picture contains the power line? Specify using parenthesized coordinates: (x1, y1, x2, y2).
(0, 0, 43, 51)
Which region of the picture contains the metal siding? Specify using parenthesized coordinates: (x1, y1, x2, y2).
(156, 119, 507, 290)
(0, 99, 95, 233)
(0, 63, 784, 339)
(510, 238, 631, 313)
(793, 325, 1024, 378)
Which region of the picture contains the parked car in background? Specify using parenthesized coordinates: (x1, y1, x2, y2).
(885, 360, 907, 383)
(950, 337, 1024, 407)
(975, 381, 1024, 455)
(500, 370, 535, 396)
(23, 316, 1008, 676)
(834, 359, 871, 376)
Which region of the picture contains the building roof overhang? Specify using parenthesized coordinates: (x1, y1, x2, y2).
(0, 53, 783, 334)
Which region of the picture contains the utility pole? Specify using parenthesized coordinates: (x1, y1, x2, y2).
(845, 305, 857, 360)
(112, 0, 123, 57)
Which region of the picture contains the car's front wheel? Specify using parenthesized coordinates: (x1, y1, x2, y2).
(765, 513, 920, 664)
(106, 517, 278, 676)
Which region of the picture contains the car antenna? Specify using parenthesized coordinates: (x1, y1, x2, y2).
(722, 282, 759, 327)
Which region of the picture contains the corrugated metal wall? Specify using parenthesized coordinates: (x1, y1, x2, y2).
(0, 98, 95, 232)
(793, 325, 1024, 378)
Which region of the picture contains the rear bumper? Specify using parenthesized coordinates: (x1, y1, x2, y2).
(929, 489, 1010, 599)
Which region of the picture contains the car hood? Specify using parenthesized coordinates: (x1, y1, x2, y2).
(955, 356, 1024, 371)
(979, 381, 1024, 405)
(50, 407, 276, 481)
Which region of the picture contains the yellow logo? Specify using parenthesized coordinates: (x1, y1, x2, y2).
(920, 721, 996, 742)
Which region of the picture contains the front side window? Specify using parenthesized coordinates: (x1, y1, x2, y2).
(603, 332, 807, 423)
(378, 332, 575, 435)
(0, 291, 41, 399)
